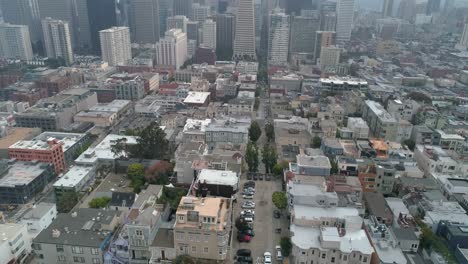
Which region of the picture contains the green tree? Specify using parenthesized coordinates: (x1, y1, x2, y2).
(245, 142, 259, 172)
(145, 161, 173, 184)
(128, 163, 145, 193)
(265, 123, 275, 142)
(403, 139, 416, 151)
(280, 237, 292, 257)
(88, 197, 111, 208)
(174, 255, 196, 264)
(110, 137, 129, 158)
(262, 145, 277, 174)
(254, 97, 260, 111)
(273, 163, 284, 176)
(248, 121, 262, 142)
(272, 191, 287, 210)
(330, 157, 338, 174)
(131, 122, 169, 159)
(57, 191, 79, 213)
(157, 186, 187, 210)
(312, 136, 322, 148)
(417, 219, 457, 263)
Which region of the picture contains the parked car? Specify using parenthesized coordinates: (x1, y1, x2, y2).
(242, 213, 255, 220)
(236, 249, 251, 257)
(242, 190, 255, 196)
(265, 174, 271, 181)
(241, 201, 255, 209)
(237, 234, 251, 242)
(241, 210, 255, 216)
(244, 187, 255, 192)
(244, 181, 255, 188)
(243, 194, 254, 199)
(275, 245, 283, 260)
(259, 174, 264, 180)
(236, 256, 253, 263)
(239, 229, 255, 237)
(274, 210, 281, 219)
(264, 252, 272, 264)
(243, 217, 254, 223)
(253, 174, 258, 180)
(246, 173, 252, 180)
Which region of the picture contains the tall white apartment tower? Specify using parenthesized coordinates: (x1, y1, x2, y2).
(233, 0, 257, 61)
(156, 29, 187, 69)
(336, 0, 355, 43)
(268, 8, 289, 66)
(201, 19, 217, 49)
(99, 27, 132, 66)
(41, 17, 74, 65)
(0, 23, 33, 60)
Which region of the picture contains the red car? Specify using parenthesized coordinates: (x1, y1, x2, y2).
(237, 234, 251, 242)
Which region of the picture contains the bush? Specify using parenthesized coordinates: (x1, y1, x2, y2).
(88, 197, 111, 208)
(280, 237, 292, 257)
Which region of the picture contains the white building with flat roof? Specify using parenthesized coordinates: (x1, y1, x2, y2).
(20, 202, 57, 238)
(99, 27, 132, 66)
(347, 117, 369, 139)
(196, 169, 238, 190)
(53, 165, 95, 197)
(183, 91, 210, 106)
(75, 134, 138, 166)
(0, 223, 31, 264)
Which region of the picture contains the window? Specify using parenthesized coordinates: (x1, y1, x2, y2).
(92, 258, 100, 264)
(302, 251, 306, 255)
(136, 230, 143, 236)
(72, 246, 84, 254)
(58, 255, 66, 262)
(363, 256, 368, 262)
(322, 253, 326, 259)
(56, 244, 64, 252)
(204, 247, 209, 253)
(343, 255, 348, 261)
(91, 248, 99, 255)
(411, 244, 418, 248)
(73, 256, 85, 263)
(331, 257, 335, 263)
(192, 246, 196, 253)
(359, 255, 362, 261)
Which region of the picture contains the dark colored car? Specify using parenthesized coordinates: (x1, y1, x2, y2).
(236, 249, 252, 257)
(265, 174, 271, 181)
(259, 174, 264, 180)
(239, 229, 255, 237)
(253, 173, 258, 180)
(246, 173, 252, 180)
(274, 210, 281, 219)
(244, 181, 255, 188)
(236, 256, 253, 263)
(237, 234, 251, 242)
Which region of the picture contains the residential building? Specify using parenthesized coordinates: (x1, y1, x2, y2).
(156, 29, 188, 69)
(183, 92, 211, 107)
(201, 19, 217, 50)
(8, 137, 66, 174)
(387, 99, 420, 121)
(363, 192, 393, 224)
(0, 223, 31, 264)
(216, 77, 238, 100)
(434, 130, 465, 152)
(274, 118, 311, 153)
(319, 46, 341, 69)
(194, 169, 239, 197)
(347, 117, 369, 139)
(99, 27, 132, 66)
(414, 145, 460, 175)
(0, 23, 33, 60)
(376, 162, 396, 195)
(53, 165, 95, 199)
(270, 73, 303, 93)
(41, 17, 74, 65)
(32, 209, 123, 264)
(362, 100, 398, 141)
(227, 97, 254, 116)
(0, 160, 54, 204)
(129, 0, 160, 44)
(174, 196, 231, 261)
(268, 8, 290, 66)
(411, 125, 437, 145)
(336, 0, 355, 42)
(232, 0, 256, 60)
(167, 15, 189, 33)
(31, 131, 90, 164)
(204, 118, 249, 149)
(290, 154, 331, 177)
(14, 88, 98, 131)
(20, 203, 57, 238)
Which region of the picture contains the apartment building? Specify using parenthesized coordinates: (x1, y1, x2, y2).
(204, 118, 249, 149)
(362, 100, 398, 141)
(0, 223, 32, 264)
(174, 196, 231, 261)
(347, 117, 369, 139)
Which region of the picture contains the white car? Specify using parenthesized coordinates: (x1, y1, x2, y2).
(264, 252, 272, 264)
(241, 210, 255, 216)
(243, 194, 254, 199)
(241, 201, 255, 209)
(275, 245, 283, 260)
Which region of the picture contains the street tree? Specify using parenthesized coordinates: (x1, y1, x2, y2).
(272, 191, 287, 210)
(57, 191, 79, 213)
(262, 145, 277, 173)
(145, 161, 173, 184)
(280, 237, 292, 257)
(88, 197, 111, 208)
(128, 163, 145, 193)
(248, 121, 262, 143)
(312, 136, 322, 148)
(132, 122, 169, 159)
(245, 142, 259, 172)
(265, 123, 275, 142)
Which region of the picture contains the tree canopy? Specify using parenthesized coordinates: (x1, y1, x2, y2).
(248, 121, 262, 143)
(128, 163, 145, 193)
(88, 197, 111, 209)
(280, 237, 292, 257)
(265, 123, 275, 142)
(245, 142, 259, 172)
(145, 161, 173, 184)
(312, 136, 322, 148)
(57, 191, 79, 213)
(272, 191, 287, 210)
(262, 144, 277, 174)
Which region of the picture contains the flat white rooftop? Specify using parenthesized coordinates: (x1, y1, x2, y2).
(293, 204, 359, 220)
(53, 166, 94, 188)
(197, 169, 238, 188)
(75, 134, 138, 165)
(183, 92, 210, 104)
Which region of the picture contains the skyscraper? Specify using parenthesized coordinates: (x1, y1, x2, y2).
(216, 13, 235, 59)
(191, 3, 211, 23)
(167, 16, 189, 33)
(99, 27, 132, 66)
(336, 0, 354, 42)
(159, 0, 172, 37)
(290, 14, 319, 56)
(268, 8, 289, 65)
(129, 0, 160, 44)
(233, 0, 256, 61)
(87, 0, 118, 54)
(398, 0, 416, 23)
(72, 0, 93, 52)
(156, 29, 187, 69)
(319, 45, 341, 69)
(0, 23, 34, 60)
(173, 0, 193, 18)
(314, 31, 336, 62)
(320, 11, 337, 31)
(187, 21, 200, 44)
(41, 18, 74, 65)
(201, 19, 216, 50)
(382, 0, 394, 17)
(0, 0, 42, 43)
(426, 0, 440, 15)
(459, 24, 468, 49)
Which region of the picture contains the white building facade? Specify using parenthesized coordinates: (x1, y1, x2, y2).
(336, 0, 355, 42)
(156, 29, 188, 69)
(201, 19, 217, 49)
(268, 8, 290, 66)
(99, 27, 132, 66)
(41, 17, 74, 65)
(0, 23, 33, 60)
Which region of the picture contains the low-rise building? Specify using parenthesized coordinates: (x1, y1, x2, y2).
(0, 160, 54, 204)
(20, 202, 57, 238)
(204, 118, 249, 149)
(290, 154, 331, 177)
(0, 223, 31, 264)
(270, 73, 303, 94)
(194, 169, 239, 197)
(53, 165, 95, 199)
(414, 145, 460, 175)
(33, 208, 123, 264)
(362, 100, 398, 141)
(183, 92, 211, 107)
(387, 99, 420, 121)
(318, 76, 368, 93)
(0, 127, 41, 159)
(174, 196, 231, 261)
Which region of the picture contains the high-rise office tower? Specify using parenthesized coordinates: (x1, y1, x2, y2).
(255, 0, 262, 50)
(72, 0, 93, 52)
(201, 19, 216, 49)
(314, 31, 336, 62)
(159, 0, 172, 37)
(443, 0, 454, 14)
(285, 0, 312, 15)
(0, 23, 34, 60)
(336, 0, 354, 42)
(398, 0, 416, 22)
(173, 0, 193, 18)
(382, 0, 394, 17)
(319, 45, 340, 69)
(0, 0, 42, 43)
(426, 0, 440, 15)
(156, 29, 187, 69)
(99, 27, 132, 66)
(319, 11, 336, 31)
(41, 18, 74, 65)
(87, 0, 118, 54)
(216, 13, 235, 59)
(233, 0, 256, 61)
(167, 16, 189, 33)
(460, 24, 468, 49)
(268, 8, 289, 65)
(191, 3, 211, 23)
(187, 21, 200, 44)
(129, 0, 160, 44)
(290, 14, 319, 57)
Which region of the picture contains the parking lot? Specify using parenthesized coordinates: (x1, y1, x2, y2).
(230, 174, 289, 264)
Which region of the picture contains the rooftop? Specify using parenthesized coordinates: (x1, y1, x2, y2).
(196, 169, 238, 188)
(89, 100, 131, 113)
(0, 223, 26, 242)
(175, 196, 230, 232)
(320, 76, 368, 85)
(365, 100, 397, 123)
(296, 154, 331, 168)
(75, 134, 138, 165)
(20, 202, 55, 220)
(0, 127, 40, 149)
(293, 204, 359, 220)
(183, 92, 210, 104)
(0, 161, 50, 188)
(34, 208, 121, 247)
(53, 166, 94, 188)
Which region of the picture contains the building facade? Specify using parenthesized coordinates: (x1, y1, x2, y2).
(99, 27, 132, 66)
(156, 29, 188, 69)
(129, 0, 160, 44)
(201, 19, 217, 50)
(216, 13, 235, 58)
(0, 23, 33, 61)
(41, 17, 74, 65)
(232, 0, 256, 60)
(336, 0, 355, 42)
(268, 8, 290, 66)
